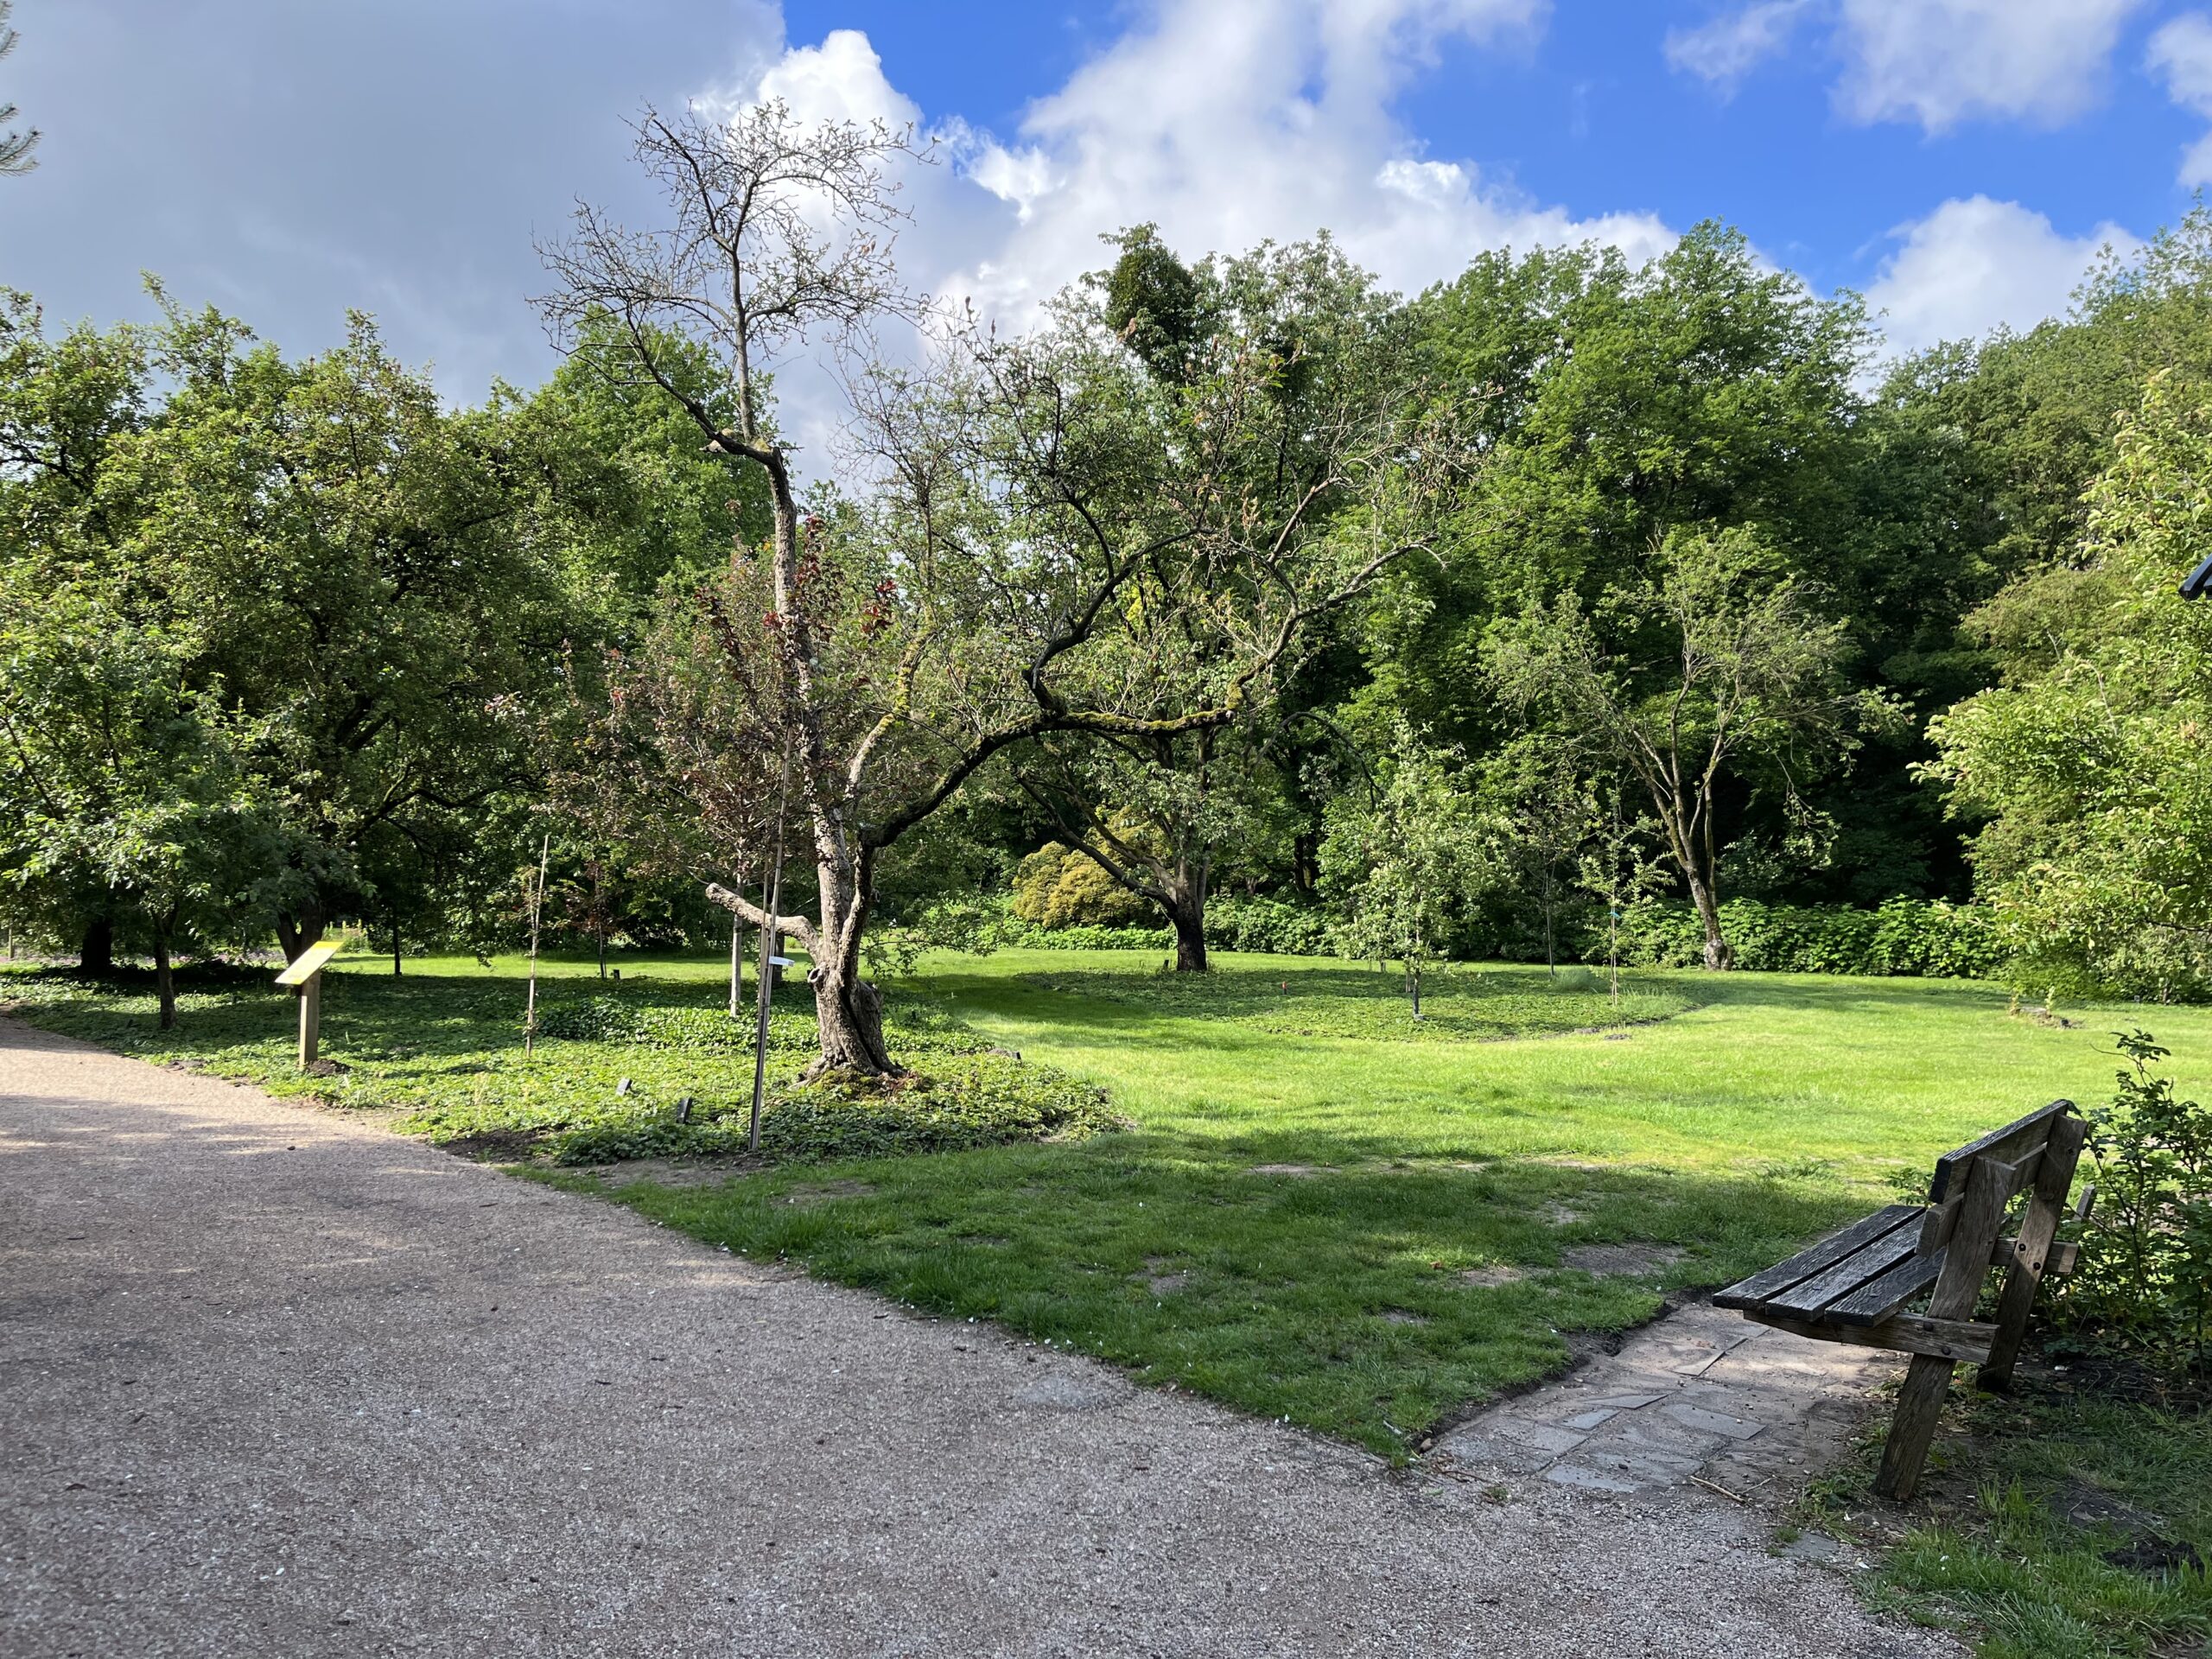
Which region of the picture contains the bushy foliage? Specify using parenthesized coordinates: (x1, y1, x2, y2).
(1206, 893, 1333, 956)
(1927, 374, 2212, 1002)
(1010, 842, 1158, 929)
(1617, 897, 2007, 978)
(2059, 1031, 2212, 1374)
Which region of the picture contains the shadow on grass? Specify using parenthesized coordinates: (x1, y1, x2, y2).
(8, 958, 1891, 1463)
(582, 1135, 1859, 1460)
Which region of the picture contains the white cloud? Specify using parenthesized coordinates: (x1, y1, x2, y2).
(1832, 0, 2146, 131)
(721, 2, 1671, 335)
(1666, 0, 2147, 133)
(1865, 196, 2137, 357)
(1665, 2, 1811, 93)
(2148, 11, 2212, 185)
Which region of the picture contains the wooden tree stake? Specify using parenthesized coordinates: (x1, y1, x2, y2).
(524, 834, 550, 1058)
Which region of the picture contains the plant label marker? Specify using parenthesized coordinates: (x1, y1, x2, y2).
(275, 939, 345, 1069)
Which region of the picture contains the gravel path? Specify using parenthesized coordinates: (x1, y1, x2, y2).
(0, 1017, 1957, 1656)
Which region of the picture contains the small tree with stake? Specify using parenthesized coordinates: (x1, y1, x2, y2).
(1320, 729, 1491, 1018)
(1577, 785, 1667, 1006)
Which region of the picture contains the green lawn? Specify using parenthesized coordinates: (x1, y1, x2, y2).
(10, 946, 2202, 1465)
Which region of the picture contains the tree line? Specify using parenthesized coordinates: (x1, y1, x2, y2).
(7, 101, 2212, 1065)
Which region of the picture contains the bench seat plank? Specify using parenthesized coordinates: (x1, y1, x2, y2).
(1764, 1223, 1929, 1319)
(1822, 1247, 1946, 1325)
(1713, 1204, 1923, 1311)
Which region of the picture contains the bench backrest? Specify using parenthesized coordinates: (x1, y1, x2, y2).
(1928, 1100, 2074, 1203)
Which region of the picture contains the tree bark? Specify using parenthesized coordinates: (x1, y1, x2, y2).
(153, 931, 176, 1030)
(1168, 898, 1209, 973)
(807, 851, 898, 1075)
(1686, 868, 1732, 971)
(1163, 863, 1210, 973)
(79, 915, 114, 976)
(276, 907, 327, 967)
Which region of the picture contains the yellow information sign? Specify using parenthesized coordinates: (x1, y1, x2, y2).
(275, 938, 344, 987)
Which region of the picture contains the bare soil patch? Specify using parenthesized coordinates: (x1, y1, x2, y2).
(1561, 1243, 1686, 1277)
(779, 1179, 876, 1208)
(1461, 1265, 1529, 1288)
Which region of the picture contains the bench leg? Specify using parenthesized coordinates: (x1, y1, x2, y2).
(1876, 1151, 2013, 1500)
(1980, 1115, 2087, 1392)
(1873, 1353, 1955, 1499)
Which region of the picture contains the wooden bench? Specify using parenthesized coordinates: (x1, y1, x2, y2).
(1714, 1102, 2090, 1500)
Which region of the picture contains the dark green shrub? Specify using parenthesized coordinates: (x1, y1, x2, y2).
(1205, 893, 1332, 956)
(1617, 897, 2006, 979)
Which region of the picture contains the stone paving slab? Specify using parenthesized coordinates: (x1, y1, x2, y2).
(1433, 1300, 1905, 1503)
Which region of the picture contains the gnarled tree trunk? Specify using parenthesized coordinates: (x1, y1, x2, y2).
(807, 845, 899, 1077)
(1164, 871, 1210, 973)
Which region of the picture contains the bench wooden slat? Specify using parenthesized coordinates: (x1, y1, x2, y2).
(1764, 1222, 1929, 1318)
(1822, 1246, 1946, 1325)
(1713, 1204, 1922, 1310)
(1929, 1101, 2069, 1202)
(1920, 1143, 2048, 1249)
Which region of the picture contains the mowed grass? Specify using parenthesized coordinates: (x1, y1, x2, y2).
(10, 947, 2207, 1465)
(596, 953, 2209, 1459)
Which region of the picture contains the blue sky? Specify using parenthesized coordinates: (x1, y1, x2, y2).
(3, 1, 2205, 404)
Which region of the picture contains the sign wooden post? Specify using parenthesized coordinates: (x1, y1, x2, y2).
(276, 940, 345, 1069)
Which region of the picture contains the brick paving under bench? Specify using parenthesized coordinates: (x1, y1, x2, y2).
(1431, 1301, 1904, 1500)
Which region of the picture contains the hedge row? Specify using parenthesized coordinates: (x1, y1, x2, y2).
(957, 893, 1333, 956)
(941, 891, 2008, 981)
(1617, 897, 2006, 979)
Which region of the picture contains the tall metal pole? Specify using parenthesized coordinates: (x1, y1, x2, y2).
(748, 741, 795, 1153)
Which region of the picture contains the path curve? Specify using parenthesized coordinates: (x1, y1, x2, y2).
(0, 1017, 1955, 1656)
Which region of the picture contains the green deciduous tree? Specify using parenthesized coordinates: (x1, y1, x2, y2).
(0, 575, 271, 1025)
(1927, 372, 2212, 999)
(540, 106, 1444, 1072)
(1490, 527, 1896, 969)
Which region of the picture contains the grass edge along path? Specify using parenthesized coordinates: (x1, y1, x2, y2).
(10, 947, 2210, 1473)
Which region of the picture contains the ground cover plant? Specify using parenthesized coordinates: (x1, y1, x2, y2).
(0, 957, 1120, 1166)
